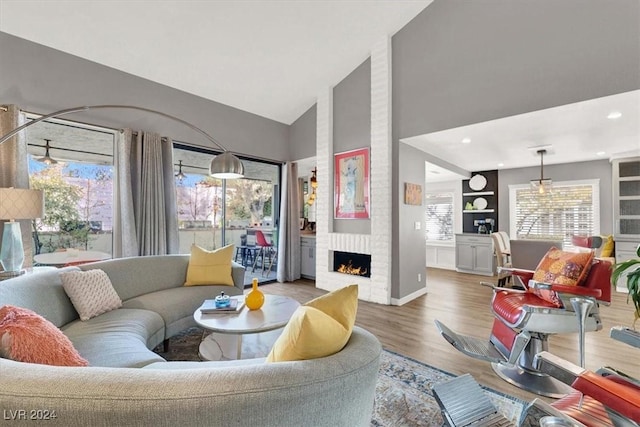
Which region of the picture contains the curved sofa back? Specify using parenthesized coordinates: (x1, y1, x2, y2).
(0, 266, 81, 327)
(79, 255, 246, 301)
(0, 326, 381, 427)
(79, 255, 191, 301)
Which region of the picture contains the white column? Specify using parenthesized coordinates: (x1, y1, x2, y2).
(315, 87, 332, 289)
(369, 36, 393, 304)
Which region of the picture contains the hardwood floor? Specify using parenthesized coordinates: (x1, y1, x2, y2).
(258, 267, 639, 404)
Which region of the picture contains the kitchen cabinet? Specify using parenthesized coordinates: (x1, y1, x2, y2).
(455, 234, 495, 276)
(612, 157, 640, 293)
(300, 236, 316, 279)
(613, 157, 640, 238)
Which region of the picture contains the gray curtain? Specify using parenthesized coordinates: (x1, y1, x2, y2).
(0, 105, 34, 268)
(277, 162, 301, 282)
(113, 128, 179, 257)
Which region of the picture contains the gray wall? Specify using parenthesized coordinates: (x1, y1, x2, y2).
(333, 58, 371, 234)
(390, 0, 639, 300)
(288, 104, 316, 161)
(396, 143, 428, 298)
(393, 0, 640, 140)
(498, 160, 613, 236)
(0, 32, 290, 161)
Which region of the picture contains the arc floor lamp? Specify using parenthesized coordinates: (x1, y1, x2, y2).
(0, 104, 245, 273)
(0, 104, 245, 178)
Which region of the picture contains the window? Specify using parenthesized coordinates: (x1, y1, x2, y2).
(509, 179, 600, 246)
(25, 116, 115, 256)
(425, 192, 454, 241)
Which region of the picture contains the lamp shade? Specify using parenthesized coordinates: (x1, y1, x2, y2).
(0, 188, 45, 220)
(209, 152, 245, 179)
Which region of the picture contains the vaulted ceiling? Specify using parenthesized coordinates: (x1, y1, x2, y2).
(0, 0, 431, 125)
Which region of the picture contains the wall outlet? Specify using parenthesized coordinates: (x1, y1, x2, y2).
(415, 221, 421, 230)
(418, 273, 421, 282)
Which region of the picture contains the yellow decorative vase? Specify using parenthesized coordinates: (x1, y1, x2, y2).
(245, 278, 264, 310)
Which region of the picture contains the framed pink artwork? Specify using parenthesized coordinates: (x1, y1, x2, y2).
(334, 148, 370, 219)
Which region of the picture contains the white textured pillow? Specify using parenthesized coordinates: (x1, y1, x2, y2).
(60, 270, 122, 321)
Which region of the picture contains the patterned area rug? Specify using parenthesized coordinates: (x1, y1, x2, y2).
(153, 328, 526, 426)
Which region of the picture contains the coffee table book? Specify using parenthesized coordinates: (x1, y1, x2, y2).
(200, 298, 245, 314)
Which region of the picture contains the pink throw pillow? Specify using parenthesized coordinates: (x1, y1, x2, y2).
(0, 305, 88, 367)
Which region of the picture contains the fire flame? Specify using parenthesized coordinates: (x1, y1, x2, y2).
(337, 261, 368, 276)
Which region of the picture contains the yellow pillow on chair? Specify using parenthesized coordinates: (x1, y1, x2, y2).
(266, 284, 358, 362)
(599, 235, 614, 258)
(184, 244, 234, 286)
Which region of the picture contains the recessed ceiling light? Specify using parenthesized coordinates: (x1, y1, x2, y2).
(607, 111, 622, 119)
(497, 163, 504, 167)
(461, 137, 471, 144)
(596, 151, 606, 156)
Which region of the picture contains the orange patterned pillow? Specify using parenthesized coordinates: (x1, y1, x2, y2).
(530, 247, 595, 307)
(0, 305, 88, 366)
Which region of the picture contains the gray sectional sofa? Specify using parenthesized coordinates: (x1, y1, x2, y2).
(0, 255, 382, 426)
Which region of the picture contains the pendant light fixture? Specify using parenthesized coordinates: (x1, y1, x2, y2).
(175, 160, 186, 181)
(530, 149, 552, 194)
(307, 168, 317, 205)
(37, 139, 58, 165)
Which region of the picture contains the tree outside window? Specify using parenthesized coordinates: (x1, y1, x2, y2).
(30, 164, 113, 253)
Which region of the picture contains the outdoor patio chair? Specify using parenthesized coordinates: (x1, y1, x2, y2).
(251, 230, 276, 277)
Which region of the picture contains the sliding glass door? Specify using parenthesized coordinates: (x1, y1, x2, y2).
(20, 114, 281, 284)
(173, 145, 281, 285)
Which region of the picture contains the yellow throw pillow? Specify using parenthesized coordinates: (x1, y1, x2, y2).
(266, 284, 358, 362)
(600, 235, 614, 258)
(304, 283, 358, 330)
(184, 244, 234, 287)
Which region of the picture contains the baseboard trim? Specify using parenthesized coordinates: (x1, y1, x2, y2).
(391, 286, 428, 306)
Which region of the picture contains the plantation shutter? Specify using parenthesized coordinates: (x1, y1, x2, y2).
(511, 180, 599, 246)
(425, 192, 454, 241)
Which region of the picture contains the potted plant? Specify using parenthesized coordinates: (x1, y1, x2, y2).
(611, 244, 640, 328)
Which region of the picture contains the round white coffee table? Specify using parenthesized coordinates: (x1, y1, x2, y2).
(193, 294, 300, 360)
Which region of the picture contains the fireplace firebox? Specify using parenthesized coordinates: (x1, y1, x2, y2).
(333, 251, 371, 278)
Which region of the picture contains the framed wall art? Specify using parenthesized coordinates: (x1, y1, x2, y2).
(404, 182, 423, 206)
(334, 147, 370, 219)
